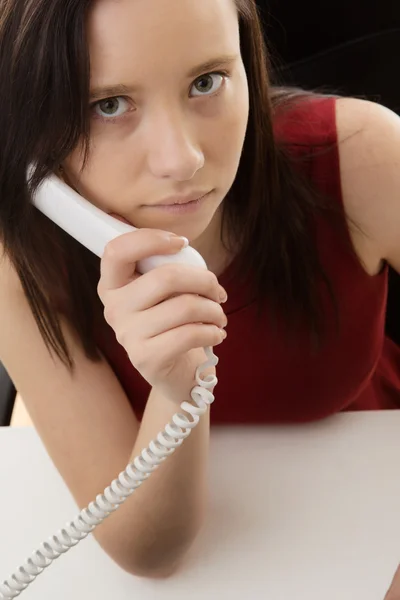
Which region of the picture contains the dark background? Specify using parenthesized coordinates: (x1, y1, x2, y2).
(256, 0, 400, 347)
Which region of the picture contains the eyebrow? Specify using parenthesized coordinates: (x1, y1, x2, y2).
(89, 54, 238, 101)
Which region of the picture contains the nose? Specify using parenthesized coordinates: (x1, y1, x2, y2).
(145, 109, 204, 181)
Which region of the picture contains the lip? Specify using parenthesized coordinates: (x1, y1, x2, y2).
(144, 190, 213, 215)
(150, 190, 212, 207)
(108, 190, 213, 222)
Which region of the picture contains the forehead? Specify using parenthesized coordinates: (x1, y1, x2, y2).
(88, 0, 240, 83)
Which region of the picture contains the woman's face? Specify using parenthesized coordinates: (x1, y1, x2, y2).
(64, 0, 249, 243)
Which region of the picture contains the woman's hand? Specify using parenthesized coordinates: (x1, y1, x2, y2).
(97, 228, 228, 404)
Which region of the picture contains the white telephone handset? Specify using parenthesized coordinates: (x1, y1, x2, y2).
(31, 170, 207, 271)
(0, 170, 217, 599)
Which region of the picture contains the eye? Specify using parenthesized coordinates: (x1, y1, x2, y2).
(190, 72, 226, 97)
(93, 97, 130, 119)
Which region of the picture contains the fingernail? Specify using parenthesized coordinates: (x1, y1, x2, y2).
(219, 289, 228, 303)
(171, 235, 189, 248)
(220, 329, 227, 339)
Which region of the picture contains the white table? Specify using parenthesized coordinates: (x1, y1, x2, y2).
(1, 411, 400, 599)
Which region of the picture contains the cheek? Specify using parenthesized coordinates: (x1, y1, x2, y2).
(213, 99, 249, 172)
(63, 141, 133, 210)
(217, 77, 249, 154)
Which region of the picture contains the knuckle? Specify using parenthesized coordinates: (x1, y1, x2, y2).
(182, 295, 200, 320)
(213, 324, 223, 340)
(97, 280, 105, 302)
(179, 296, 226, 326)
(187, 324, 218, 348)
(103, 300, 119, 326)
(113, 320, 145, 364)
(158, 263, 180, 287)
(182, 325, 198, 347)
(103, 240, 121, 262)
(131, 347, 150, 372)
(207, 272, 219, 293)
(215, 302, 226, 319)
(115, 326, 131, 349)
(114, 326, 126, 346)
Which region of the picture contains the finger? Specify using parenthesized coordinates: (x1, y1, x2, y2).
(140, 295, 227, 338)
(114, 263, 226, 312)
(99, 228, 187, 292)
(138, 323, 227, 368)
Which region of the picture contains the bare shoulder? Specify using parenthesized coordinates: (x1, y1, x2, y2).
(335, 97, 400, 274)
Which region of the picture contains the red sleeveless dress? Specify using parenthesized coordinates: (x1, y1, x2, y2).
(95, 97, 400, 424)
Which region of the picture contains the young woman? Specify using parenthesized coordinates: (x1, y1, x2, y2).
(0, 0, 399, 582)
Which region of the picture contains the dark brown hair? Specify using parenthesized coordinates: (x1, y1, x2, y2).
(0, 0, 343, 370)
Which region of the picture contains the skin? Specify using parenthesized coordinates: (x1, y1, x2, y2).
(61, 0, 400, 588)
(64, 0, 249, 274)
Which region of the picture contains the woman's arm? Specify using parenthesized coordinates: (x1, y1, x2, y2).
(0, 252, 210, 578)
(336, 97, 400, 275)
